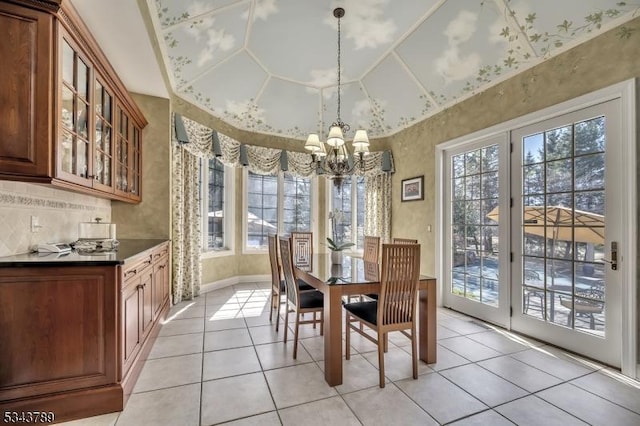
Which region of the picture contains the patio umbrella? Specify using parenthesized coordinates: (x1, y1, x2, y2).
(487, 205, 606, 321)
(487, 205, 605, 298)
(486, 205, 604, 245)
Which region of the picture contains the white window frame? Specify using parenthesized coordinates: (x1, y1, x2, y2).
(200, 158, 234, 259)
(242, 168, 318, 254)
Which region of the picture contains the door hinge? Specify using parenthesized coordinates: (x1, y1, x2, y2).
(510, 142, 513, 153)
(510, 198, 513, 208)
(510, 252, 513, 262)
(510, 306, 513, 317)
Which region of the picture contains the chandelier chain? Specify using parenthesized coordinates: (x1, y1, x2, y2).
(336, 12, 341, 124)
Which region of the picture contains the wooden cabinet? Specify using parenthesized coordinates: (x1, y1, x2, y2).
(122, 277, 141, 375)
(0, 240, 171, 423)
(0, 0, 146, 203)
(0, 265, 121, 422)
(119, 242, 170, 399)
(152, 246, 169, 320)
(0, 1, 54, 177)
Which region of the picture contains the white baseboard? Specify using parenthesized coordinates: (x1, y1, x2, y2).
(200, 274, 270, 294)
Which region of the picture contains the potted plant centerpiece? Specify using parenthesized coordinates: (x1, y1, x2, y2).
(327, 209, 354, 264)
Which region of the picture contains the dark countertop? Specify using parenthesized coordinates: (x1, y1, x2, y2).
(0, 239, 169, 267)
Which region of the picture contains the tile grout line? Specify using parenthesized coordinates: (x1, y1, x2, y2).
(244, 285, 285, 425)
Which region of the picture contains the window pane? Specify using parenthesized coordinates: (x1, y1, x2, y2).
(247, 172, 278, 249)
(283, 173, 311, 233)
(207, 158, 225, 250)
(330, 176, 364, 249)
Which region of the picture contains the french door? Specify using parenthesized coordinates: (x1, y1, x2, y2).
(510, 100, 622, 367)
(442, 135, 511, 327)
(441, 85, 633, 369)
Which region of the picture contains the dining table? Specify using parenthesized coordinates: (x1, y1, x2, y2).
(295, 253, 437, 387)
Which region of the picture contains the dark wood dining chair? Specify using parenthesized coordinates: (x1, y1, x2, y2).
(268, 233, 314, 332)
(291, 231, 313, 271)
(392, 237, 418, 244)
(279, 236, 324, 359)
(344, 243, 421, 387)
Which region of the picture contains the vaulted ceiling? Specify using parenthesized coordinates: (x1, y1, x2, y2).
(77, 0, 639, 142)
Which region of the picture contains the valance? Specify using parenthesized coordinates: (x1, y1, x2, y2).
(174, 113, 395, 178)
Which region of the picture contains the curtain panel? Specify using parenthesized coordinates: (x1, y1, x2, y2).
(171, 139, 202, 303)
(364, 173, 392, 243)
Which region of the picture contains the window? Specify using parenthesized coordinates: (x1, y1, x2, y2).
(246, 172, 278, 249)
(282, 173, 311, 234)
(245, 170, 314, 250)
(330, 176, 365, 250)
(201, 157, 232, 252)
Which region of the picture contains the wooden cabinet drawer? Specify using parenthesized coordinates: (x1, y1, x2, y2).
(151, 242, 169, 262)
(122, 253, 153, 284)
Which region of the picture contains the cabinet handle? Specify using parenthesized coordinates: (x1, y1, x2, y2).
(137, 284, 143, 290)
(125, 269, 138, 277)
(159, 264, 166, 270)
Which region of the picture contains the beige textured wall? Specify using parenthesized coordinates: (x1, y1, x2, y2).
(391, 16, 640, 277)
(112, 94, 171, 239)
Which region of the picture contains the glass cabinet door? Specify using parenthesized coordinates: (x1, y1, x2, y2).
(130, 127, 141, 200)
(93, 78, 113, 191)
(115, 106, 130, 195)
(57, 31, 144, 202)
(59, 38, 91, 184)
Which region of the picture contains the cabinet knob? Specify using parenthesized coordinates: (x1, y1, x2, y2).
(136, 284, 143, 290)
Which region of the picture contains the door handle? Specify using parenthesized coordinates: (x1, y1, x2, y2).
(602, 241, 618, 270)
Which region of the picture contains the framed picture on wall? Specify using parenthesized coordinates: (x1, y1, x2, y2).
(401, 176, 424, 202)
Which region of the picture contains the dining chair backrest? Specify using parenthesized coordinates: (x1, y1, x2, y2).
(279, 236, 299, 308)
(378, 243, 421, 327)
(363, 236, 380, 263)
(291, 231, 313, 271)
(392, 237, 418, 245)
(268, 233, 280, 287)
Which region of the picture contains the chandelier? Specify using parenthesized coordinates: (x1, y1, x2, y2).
(304, 7, 370, 187)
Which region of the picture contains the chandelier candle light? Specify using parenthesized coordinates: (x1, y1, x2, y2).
(304, 7, 370, 188)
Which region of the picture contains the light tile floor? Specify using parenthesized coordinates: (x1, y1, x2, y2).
(61, 282, 640, 426)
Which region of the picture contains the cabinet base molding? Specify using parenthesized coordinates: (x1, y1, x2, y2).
(0, 385, 123, 424)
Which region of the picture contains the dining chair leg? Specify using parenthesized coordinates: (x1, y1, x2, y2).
(283, 304, 289, 343)
(345, 313, 351, 360)
(320, 311, 324, 336)
(378, 330, 385, 388)
(383, 333, 388, 353)
(293, 313, 300, 360)
(312, 312, 316, 329)
(411, 324, 418, 379)
(276, 291, 283, 332)
(269, 290, 274, 322)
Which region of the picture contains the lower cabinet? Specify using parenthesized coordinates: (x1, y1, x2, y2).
(0, 240, 171, 423)
(119, 242, 170, 400)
